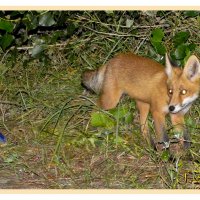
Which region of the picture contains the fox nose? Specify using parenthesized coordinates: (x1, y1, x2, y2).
(169, 105, 175, 112)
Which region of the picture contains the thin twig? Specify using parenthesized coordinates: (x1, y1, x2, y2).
(74, 16, 170, 29)
(103, 37, 123, 64)
(83, 25, 145, 38)
(16, 41, 70, 51)
(0, 48, 12, 64)
(134, 37, 148, 54)
(0, 100, 21, 107)
(0, 104, 11, 133)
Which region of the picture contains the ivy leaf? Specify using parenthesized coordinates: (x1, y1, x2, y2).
(151, 28, 164, 42)
(91, 112, 115, 128)
(30, 44, 46, 58)
(23, 13, 38, 31)
(150, 29, 166, 55)
(39, 13, 56, 27)
(109, 107, 128, 120)
(174, 44, 190, 60)
(173, 31, 190, 47)
(151, 41, 166, 55)
(0, 19, 14, 33)
(188, 43, 196, 51)
(0, 34, 14, 51)
(105, 11, 114, 15)
(126, 19, 134, 28)
(184, 11, 199, 17)
(109, 106, 133, 124)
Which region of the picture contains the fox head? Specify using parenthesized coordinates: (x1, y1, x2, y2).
(165, 54, 200, 114)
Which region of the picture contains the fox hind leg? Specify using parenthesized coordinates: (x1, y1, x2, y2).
(98, 80, 123, 110)
(136, 101, 155, 146)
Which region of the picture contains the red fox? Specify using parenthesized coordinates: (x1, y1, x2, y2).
(82, 53, 200, 150)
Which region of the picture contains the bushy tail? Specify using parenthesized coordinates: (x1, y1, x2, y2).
(81, 65, 106, 94)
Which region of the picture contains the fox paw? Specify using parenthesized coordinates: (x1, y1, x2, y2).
(156, 141, 170, 151)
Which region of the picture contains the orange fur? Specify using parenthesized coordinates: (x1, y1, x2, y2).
(82, 53, 200, 149)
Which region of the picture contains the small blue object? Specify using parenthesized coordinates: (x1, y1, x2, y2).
(0, 132, 6, 143)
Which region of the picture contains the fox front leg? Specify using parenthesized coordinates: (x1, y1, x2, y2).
(152, 110, 169, 150)
(170, 113, 190, 149)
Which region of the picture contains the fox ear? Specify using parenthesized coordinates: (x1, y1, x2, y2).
(184, 55, 200, 82)
(165, 53, 173, 78)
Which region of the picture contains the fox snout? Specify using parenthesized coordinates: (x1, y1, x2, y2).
(168, 104, 182, 114)
(168, 93, 199, 114)
(169, 105, 175, 112)
(168, 104, 185, 114)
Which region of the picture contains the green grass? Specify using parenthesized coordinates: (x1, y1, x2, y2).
(0, 11, 200, 189)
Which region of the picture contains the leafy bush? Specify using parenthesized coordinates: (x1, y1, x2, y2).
(0, 11, 199, 67)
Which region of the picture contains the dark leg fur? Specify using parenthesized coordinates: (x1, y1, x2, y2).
(183, 128, 190, 149)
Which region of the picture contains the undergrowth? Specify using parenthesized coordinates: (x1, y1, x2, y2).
(0, 10, 200, 189)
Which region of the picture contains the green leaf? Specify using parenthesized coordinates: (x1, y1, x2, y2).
(184, 11, 199, 17)
(23, 13, 38, 31)
(151, 28, 164, 42)
(188, 43, 196, 51)
(0, 19, 14, 33)
(126, 19, 134, 28)
(161, 150, 170, 162)
(174, 44, 190, 60)
(183, 50, 192, 65)
(91, 112, 115, 128)
(30, 44, 46, 58)
(88, 137, 96, 148)
(4, 153, 18, 163)
(150, 29, 166, 55)
(177, 159, 183, 168)
(67, 23, 76, 36)
(0, 34, 14, 51)
(173, 31, 190, 47)
(151, 41, 166, 55)
(109, 106, 133, 124)
(39, 13, 56, 27)
(109, 107, 128, 119)
(50, 30, 64, 43)
(124, 113, 133, 124)
(105, 11, 114, 15)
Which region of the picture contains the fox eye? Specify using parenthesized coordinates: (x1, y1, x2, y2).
(181, 89, 187, 95)
(168, 89, 173, 95)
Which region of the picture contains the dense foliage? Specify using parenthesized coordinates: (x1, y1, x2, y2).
(0, 11, 199, 67)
